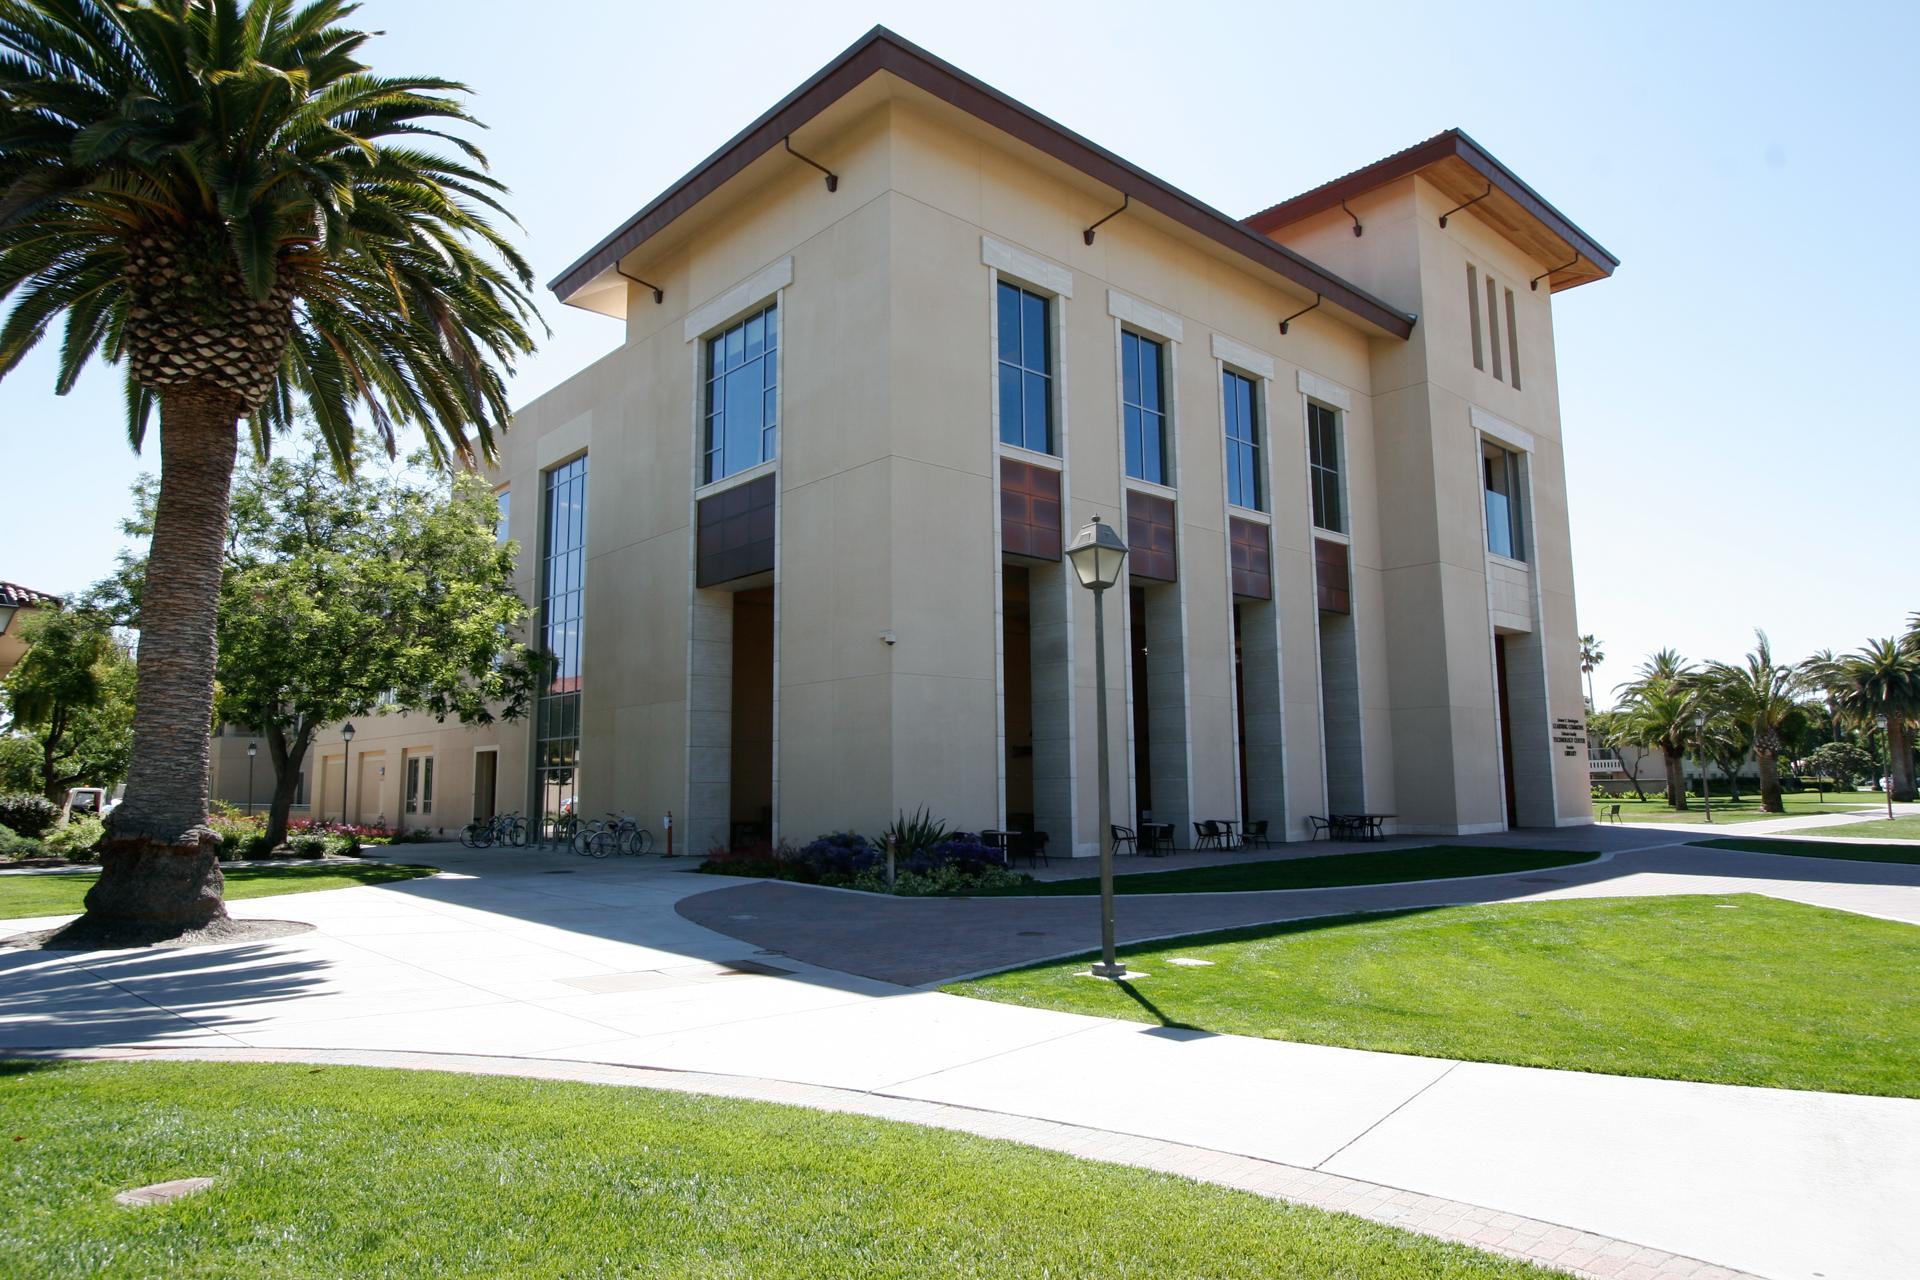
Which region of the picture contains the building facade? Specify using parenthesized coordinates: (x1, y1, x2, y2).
(309, 29, 1617, 854)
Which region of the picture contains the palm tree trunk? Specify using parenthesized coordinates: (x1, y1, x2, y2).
(1894, 720, 1917, 804)
(1756, 751, 1782, 812)
(84, 385, 241, 930)
(1664, 750, 1688, 810)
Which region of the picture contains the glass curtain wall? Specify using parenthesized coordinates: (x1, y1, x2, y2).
(535, 455, 587, 836)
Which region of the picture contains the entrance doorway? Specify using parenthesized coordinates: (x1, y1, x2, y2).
(472, 749, 498, 823)
(730, 586, 775, 847)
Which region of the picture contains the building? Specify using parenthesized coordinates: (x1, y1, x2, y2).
(0, 581, 61, 680)
(309, 28, 1617, 853)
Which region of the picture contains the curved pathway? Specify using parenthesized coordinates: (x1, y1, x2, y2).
(678, 836, 1920, 985)
(2, 830, 1917, 1280)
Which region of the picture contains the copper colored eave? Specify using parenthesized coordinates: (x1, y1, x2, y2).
(548, 27, 1416, 340)
(1245, 130, 1619, 294)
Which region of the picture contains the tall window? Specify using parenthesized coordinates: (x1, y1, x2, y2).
(1482, 440, 1525, 560)
(1223, 369, 1262, 511)
(535, 455, 587, 831)
(1467, 264, 1484, 370)
(1307, 401, 1344, 532)
(405, 755, 434, 817)
(1121, 330, 1167, 484)
(997, 281, 1053, 453)
(494, 488, 510, 544)
(704, 303, 779, 483)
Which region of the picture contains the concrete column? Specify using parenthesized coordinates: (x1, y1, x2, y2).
(1237, 599, 1288, 838)
(1141, 583, 1192, 846)
(1319, 611, 1365, 813)
(1028, 560, 1075, 855)
(686, 588, 733, 856)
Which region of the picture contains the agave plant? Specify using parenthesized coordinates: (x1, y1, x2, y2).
(879, 806, 950, 861)
(0, 1, 539, 933)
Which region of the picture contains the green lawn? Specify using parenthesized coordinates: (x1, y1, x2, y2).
(947, 894, 1920, 1098)
(1799, 814, 1920, 841)
(984, 846, 1596, 896)
(0, 1060, 1567, 1280)
(0, 863, 437, 920)
(1594, 790, 1875, 825)
(1691, 836, 1920, 863)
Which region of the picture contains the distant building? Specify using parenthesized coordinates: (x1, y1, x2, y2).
(309, 28, 1618, 850)
(0, 581, 61, 679)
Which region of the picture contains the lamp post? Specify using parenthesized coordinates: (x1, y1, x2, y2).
(1693, 710, 1713, 824)
(341, 722, 357, 826)
(246, 741, 257, 818)
(1065, 514, 1129, 980)
(1878, 713, 1894, 821)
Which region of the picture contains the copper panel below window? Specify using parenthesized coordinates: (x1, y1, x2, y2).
(1000, 458, 1061, 560)
(696, 474, 777, 587)
(1315, 536, 1351, 614)
(1229, 517, 1271, 600)
(1126, 490, 1177, 582)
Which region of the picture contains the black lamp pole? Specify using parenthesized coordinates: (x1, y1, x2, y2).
(246, 741, 257, 817)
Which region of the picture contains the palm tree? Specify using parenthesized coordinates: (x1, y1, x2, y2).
(1831, 638, 1920, 803)
(1799, 649, 1844, 744)
(1579, 634, 1605, 714)
(1701, 631, 1809, 813)
(0, 1, 538, 935)
(1615, 650, 1700, 809)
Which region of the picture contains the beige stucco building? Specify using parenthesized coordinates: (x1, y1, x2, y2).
(306, 28, 1616, 853)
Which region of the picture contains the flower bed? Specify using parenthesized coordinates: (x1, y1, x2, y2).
(698, 821, 1030, 896)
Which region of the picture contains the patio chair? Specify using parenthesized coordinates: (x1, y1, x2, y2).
(1193, 820, 1227, 851)
(1023, 830, 1050, 867)
(1110, 825, 1137, 857)
(1306, 815, 1332, 841)
(1242, 819, 1271, 849)
(1605, 803, 1621, 824)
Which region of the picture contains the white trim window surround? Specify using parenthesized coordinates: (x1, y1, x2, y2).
(683, 256, 794, 343)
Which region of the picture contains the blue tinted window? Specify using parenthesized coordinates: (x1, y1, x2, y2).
(1307, 402, 1343, 532)
(704, 302, 779, 483)
(997, 281, 1053, 453)
(1122, 331, 1167, 484)
(536, 456, 588, 835)
(1223, 369, 1261, 511)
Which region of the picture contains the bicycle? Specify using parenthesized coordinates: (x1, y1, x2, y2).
(460, 812, 527, 848)
(573, 812, 648, 858)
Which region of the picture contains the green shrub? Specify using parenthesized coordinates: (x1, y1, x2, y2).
(0, 822, 50, 860)
(45, 815, 104, 859)
(878, 806, 949, 861)
(288, 833, 329, 859)
(206, 812, 274, 861)
(323, 833, 361, 857)
(0, 793, 59, 838)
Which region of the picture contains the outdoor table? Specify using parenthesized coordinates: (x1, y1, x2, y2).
(1343, 814, 1396, 841)
(1215, 819, 1241, 849)
(980, 829, 1023, 865)
(1140, 822, 1175, 855)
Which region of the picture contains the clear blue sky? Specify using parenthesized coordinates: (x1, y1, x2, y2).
(3, 0, 1915, 705)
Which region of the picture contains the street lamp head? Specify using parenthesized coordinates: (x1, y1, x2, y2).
(341, 721, 357, 744)
(1693, 710, 1707, 731)
(1876, 713, 1890, 730)
(1065, 514, 1128, 590)
(246, 742, 257, 759)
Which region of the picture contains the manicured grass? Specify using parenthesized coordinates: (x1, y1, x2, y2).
(981, 846, 1597, 896)
(0, 863, 437, 920)
(1691, 836, 1920, 863)
(0, 1060, 1567, 1279)
(1800, 815, 1920, 841)
(1594, 790, 1874, 825)
(947, 894, 1920, 1098)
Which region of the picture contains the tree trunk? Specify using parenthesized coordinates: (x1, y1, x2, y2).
(262, 721, 313, 849)
(1663, 750, 1688, 810)
(1893, 720, 1917, 804)
(85, 385, 242, 931)
(1756, 750, 1782, 813)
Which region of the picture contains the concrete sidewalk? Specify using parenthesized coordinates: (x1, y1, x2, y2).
(3, 834, 1917, 1280)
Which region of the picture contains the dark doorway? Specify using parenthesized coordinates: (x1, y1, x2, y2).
(730, 587, 775, 846)
(1495, 634, 1518, 828)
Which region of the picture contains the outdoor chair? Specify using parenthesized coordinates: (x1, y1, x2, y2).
(1022, 830, 1050, 867)
(1306, 815, 1333, 841)
(1193, 820, 1226, 851)
(1110, 825, 1137, 857)
(1605, 803, 1621, 823)
(1242, 819, 1270, 849)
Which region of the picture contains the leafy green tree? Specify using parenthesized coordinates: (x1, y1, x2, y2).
(114, 444, 542, 848)
(1829, 637, 1920, 802)
(1588, 708, 1646, 801)
(0, 609, 135, 802)
(1702, 632, 1811, 813)
(1807, 742, 1874, 793)
(0, 1, 539, 933)
(0, 733, 41, 793)
(1614, 650, 1702, 809)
